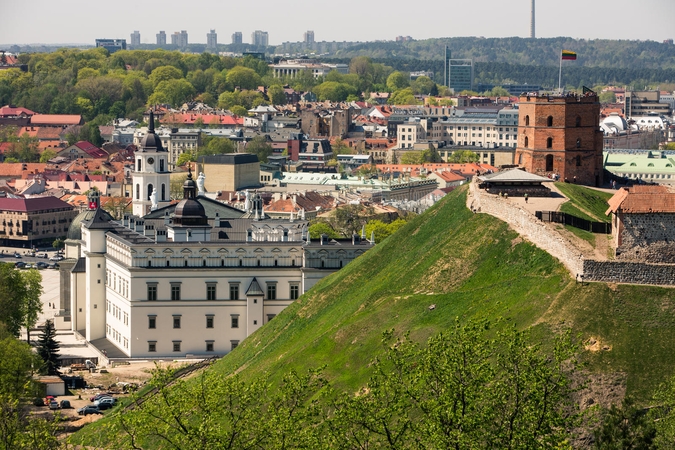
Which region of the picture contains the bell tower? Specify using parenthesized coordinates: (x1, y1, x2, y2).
(132, 111, 171, 216)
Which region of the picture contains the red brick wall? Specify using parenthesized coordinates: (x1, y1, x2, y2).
(515, 94, 604, 186)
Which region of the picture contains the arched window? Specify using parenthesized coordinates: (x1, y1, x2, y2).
(576, 138, 581, 148)
(545, 154, 554, 172)
(524, 136, 529, 147)
(547, 116, 553, 127)
(203, 259, 206, 267)
(525, 115, 530, 126)
(136, 184, 140, 200)
(147, 184, 154, 201)
(576, 116, 581, 127)
(576, 155, 581, 166)
(137, 159, 141, 172)
(546, 137, 553, 148)
(161, 184, 166, 201)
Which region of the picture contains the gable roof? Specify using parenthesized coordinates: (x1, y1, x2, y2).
(606, 185, 675, 214)
(30, 114, 83, 126)
(73, 141, 108, 158)
(0, 105, 35, 117)
(477, 168, 553, 183)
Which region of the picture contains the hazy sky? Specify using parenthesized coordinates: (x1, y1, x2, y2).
(1, 0, 674, 46)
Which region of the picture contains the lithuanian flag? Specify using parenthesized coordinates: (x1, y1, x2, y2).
(561, 50, 577, 60)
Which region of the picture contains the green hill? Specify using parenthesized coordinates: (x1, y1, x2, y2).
(71, 186, 675, 446)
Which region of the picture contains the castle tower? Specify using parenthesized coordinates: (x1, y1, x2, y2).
(515, 93, 604, 186)
(132, 111, 171, 216)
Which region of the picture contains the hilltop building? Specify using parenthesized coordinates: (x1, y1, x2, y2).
(515, 92, 604, 186)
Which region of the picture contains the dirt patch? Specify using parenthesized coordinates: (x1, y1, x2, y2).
(584, 337, 612, 353)
(511, 236, 523, 248)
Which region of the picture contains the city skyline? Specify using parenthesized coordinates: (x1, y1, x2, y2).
(1, 0, 674, 46)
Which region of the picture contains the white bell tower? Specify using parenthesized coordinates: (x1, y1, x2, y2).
(132, 111, 171, 217)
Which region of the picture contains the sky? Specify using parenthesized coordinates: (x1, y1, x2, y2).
(1, 0, 674, 46)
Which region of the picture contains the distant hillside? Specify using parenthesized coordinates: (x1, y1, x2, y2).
(71, 186, 675, 446)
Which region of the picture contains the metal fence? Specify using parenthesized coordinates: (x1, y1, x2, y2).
(535, 211, 612, 234)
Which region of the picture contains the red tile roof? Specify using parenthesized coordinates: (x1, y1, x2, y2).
(161, 113, 244, 126)
(73, 141, 108, 158)
(0, 196, 74, 212)
(606, 185, 675, 214)
(0, 105, 35, 117)
(30, 114, 83, 126)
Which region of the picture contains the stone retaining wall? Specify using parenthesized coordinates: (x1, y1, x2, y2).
(468, 181, 584, 276)
(583, 259, 675, 286)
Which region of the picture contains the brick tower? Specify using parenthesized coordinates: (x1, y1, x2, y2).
(515, 93, 604, 186)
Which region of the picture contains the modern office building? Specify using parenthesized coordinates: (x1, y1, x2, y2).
(232, 32, 243, 45)
(251, 30, 269, 47)
(95, 39, 127, 53)
(206, 29, 217, 51)
(156, 31, 166, 46)
(624, 90, 672, 119)
(130, 31, 140, 47)
(448, 59, 473, 93)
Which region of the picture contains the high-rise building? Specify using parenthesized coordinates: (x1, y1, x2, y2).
(448, 59, 473, 93)
(206, 29, 217, 51)
(130, 31, 140, 47)
(304, 30, 315, 45)
(95, 39, 127, 53)
(251, 30, 269, 47)
(232, 32, 242, 45)
(156, 31, 166, 46)
(172, 31, 188, 48)
(515, 92, 604, 186)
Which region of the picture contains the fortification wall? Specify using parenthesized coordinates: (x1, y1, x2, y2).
(583, 260, 675, 286)
(468, 181, 584, 276)
(617, 213, 675, 263)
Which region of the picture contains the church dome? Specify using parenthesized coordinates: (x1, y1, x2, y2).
(66, 208, 114, 241)
(173, 168, 208, 226)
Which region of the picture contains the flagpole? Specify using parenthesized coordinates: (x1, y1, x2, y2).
(558, 50, 563, 92)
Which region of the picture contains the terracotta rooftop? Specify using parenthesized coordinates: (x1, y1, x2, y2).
(30, 114, 82, 126)
(0, 105, 35, 117)
(606, 185, 675, 214)
(0, 196, 74, 212)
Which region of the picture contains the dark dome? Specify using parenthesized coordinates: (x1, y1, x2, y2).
(173, 199, 207, 226)
(139, 131, 165, 152)
(183, 176, 197, 190)
(66, 208, 114, 240)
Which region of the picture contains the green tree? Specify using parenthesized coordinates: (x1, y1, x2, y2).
(149, 79, 196, 108)
(149, 65, 183, 88)
(0, 264, 42, 338)
(39, 149, 57, 163)
(308, 222, 340, 240)
(35, 319, 60, 375)
(386, 71, 410, 91)
(400, 151, 423, 165)
(388, 88, 419, 105)
(230, 105, 249, 117)
(170, 174, 188, 199)
(245, 136, 273, 163)
(314, 81, 356, 102)
(225, 66, 262, 91)
(328, 204, 375, 237)
(410, 76, 438, 95)
(599, 91, 617, 104)
(448, 149, 480, 163)
(199, 136, 235, 156)
(175, 152, 195, 168)
(267, 84, 286, 105)
(52, 239, 64, 250)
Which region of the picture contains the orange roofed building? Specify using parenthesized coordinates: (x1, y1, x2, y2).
(606, 185, 675, 263)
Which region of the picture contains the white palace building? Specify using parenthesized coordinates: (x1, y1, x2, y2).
(57, 115, 373, 358)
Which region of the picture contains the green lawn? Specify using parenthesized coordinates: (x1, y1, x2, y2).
(555, 182, 613, 223)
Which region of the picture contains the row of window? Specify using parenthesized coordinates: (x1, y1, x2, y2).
(146, 281, 300, 301)
(107, 300, 129, 325)
(106, 270, 129, 298)
(524, 115, 583, 127)
(149, 313, 257, 330)
(148, 340, 238, 353)
(106, 324, 129, 349)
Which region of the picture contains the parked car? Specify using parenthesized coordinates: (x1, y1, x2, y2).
(36, 262, 49, 269)
(89, 393, 112, 402)
(59, 400, 71, 409)
(14, 253, 21, 258)
(37, 253, 48, 258)
(94, 397, 117, 408)
(49, 255, 64, 262)
(47, 263, 58, 269)
(77, 405, 101, 416)
(14, 262, 26, 269)
(49, 401, 60, 410)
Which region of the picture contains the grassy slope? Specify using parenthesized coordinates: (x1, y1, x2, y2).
(71, 187, 675, 445)
(556, 182, 614, 223)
